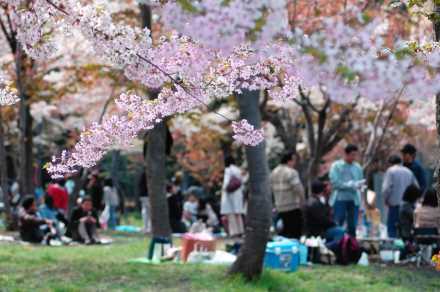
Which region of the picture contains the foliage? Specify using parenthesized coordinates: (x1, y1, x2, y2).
(173, 126, 225, 190)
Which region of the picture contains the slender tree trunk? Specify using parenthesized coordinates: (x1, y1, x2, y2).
(433, 5, 440, 208)
(0, 108, 12, 227)
(229, 90, 272, 280)
(140, 4, 171, 239)
(15, 48, 34, 196)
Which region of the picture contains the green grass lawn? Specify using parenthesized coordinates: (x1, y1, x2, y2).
(0, 233, 439, 292)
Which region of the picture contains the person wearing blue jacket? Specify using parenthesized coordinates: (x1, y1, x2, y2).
(329, 144, 365, 237)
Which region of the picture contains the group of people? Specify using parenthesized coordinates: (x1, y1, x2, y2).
(139, 156, 247, 238)
(18, 173, 120, 245)
(19, 141, 438, 247)
(270, 143, 440, 244)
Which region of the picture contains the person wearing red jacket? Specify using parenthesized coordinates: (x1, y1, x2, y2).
(47, 179, 69, 214)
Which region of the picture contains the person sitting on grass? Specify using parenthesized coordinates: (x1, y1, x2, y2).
(414, 188, 440, 233)
(196, 198, 220, 233)
(399, 184, 422, 241)
(182, 189, 200, 228)
(67, 196, 100, 244)
(38, 195, 69, 239)
(19, 196, 55, 244)
(305, 180, 345, 242)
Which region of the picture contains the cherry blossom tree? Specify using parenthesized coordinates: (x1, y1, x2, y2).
(3, 0, 440, 279)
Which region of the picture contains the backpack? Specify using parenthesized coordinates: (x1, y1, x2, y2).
(335, 234, 362, 265)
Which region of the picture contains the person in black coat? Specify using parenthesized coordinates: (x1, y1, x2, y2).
(87, 171, 104, 211)
(67, 196, 100, 244)
(305, 180, 345, 242)
(167, 179, 187, 233)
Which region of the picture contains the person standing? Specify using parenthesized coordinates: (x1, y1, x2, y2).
(103, 178, 120, 230)
(138, 169, 151, 233)
(86, 171, 104, 212)
(270, 151, 305, 239)
(401, 144, 427, 193)
(220, 157, 245, 238)
(329, 144, 364, 237)
(382, 155, 419, 238)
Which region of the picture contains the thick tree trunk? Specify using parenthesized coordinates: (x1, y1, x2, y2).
(15, 48, 34, 196)
(0, 108, 12, 226)
(229, 90, 272, 280)
(140, 4, 171, 239)
(145, 122, 171, 238)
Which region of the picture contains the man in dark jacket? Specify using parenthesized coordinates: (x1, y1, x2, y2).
(305, 180, 345, 242)
(19, 196, 53, 244)
(305, 181, 335, 236)
(401, 144, 427, 193)
(87, 171, 104, 211)
(67, 196, 100, 244)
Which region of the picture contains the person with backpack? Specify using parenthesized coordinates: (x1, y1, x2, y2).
(271, 151, 305, 239)
(220, 156, 245, 238)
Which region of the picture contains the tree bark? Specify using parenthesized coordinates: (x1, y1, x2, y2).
(229, 90, 272, 280)
(15, 47, 34, 196)
(140, 4, 171, 239)
(0, 108, 12, 227)
(145, 122, 171, 238)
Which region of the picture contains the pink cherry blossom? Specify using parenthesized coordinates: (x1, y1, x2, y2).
(0, 75, 19, 106)
(232, 119, 265, 147)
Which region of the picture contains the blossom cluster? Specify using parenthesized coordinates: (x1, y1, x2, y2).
(232, 119, 265, 146)
(0, 75, 19, 106)
(4, 0, 440, 177)
(161, 0, 289, 54)
(278, 14, 440, 104)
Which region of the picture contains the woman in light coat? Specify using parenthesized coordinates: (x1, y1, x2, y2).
(221, 156, 245, 237)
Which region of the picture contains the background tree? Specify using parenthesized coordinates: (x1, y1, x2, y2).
(140, 3, 172, 239)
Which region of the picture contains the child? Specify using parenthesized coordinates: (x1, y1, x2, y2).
(182, 191, 199, 228)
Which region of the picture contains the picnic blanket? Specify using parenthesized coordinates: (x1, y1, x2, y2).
(0, 234, 113, 246)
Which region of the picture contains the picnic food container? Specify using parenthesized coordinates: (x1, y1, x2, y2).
(264, 240, 300, 272)
(181, 233, 216, 262)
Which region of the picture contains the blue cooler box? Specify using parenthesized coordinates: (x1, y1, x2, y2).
(299, 243, 308, 265)
(264, 241, 300, 272)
